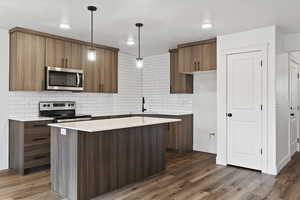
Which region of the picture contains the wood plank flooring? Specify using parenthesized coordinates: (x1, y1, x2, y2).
(0, 151, 300, 200)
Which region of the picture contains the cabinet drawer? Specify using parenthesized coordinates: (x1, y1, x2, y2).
(24, 127, 50, 147)
(24, 121, 51, 129)
(24, 153, 50, 169)
(24, 145, 50, 156)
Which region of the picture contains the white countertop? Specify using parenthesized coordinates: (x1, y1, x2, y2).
(9, 116, 54, 122)
(142, 111, 193, 116)
(48, 116, 181, 132)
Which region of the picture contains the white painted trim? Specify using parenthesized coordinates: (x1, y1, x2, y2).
(277, 153, 291, 173)
(289, 55, 300, 65)
(218, 44, 270, 174)
(221, 43, 270, 55)
(193, 70, 216, 75)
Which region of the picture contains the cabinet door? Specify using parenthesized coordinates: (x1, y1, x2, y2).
(45, 38, 71, 68)
(100, 50, 118, 93)
(178, 47, 193, 73)
(170, 50, 193, 93)
(201, 42, 217, 70)
(70, 43, 82, 69)
(81, 45, 101, 92)
(192, 45, 203, 71)
(10, 32, 45, 91)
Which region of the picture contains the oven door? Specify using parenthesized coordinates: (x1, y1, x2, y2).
(46, 67, 84, 91)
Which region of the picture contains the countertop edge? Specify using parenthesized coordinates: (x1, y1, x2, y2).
(48, 117, 181, 133)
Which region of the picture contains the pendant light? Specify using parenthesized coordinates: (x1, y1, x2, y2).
(87, 6, 97, 61)
(135, 23, 143, 69)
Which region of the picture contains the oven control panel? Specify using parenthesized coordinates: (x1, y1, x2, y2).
(39, 101, 76, 111)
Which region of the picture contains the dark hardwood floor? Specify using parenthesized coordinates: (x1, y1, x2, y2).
(1, 151, 300, 200)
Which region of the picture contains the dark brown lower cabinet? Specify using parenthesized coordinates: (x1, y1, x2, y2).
(136, 114, 193, 153)
(51, 124, 167, 200)
(168, 114, 193, 153)
(9, 120, 51, 174)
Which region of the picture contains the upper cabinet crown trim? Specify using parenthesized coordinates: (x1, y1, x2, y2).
(169, 48, 178, 53)
(177, 38, 216, 48)
(10, 27, 119, 52)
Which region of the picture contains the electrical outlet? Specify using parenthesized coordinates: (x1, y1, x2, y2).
(60, 128, 67, 136)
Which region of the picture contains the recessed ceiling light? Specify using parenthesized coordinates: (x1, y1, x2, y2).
(201, 23, 213, 29)
(127, 37, 135, 46)
(60, 23, 71, 29)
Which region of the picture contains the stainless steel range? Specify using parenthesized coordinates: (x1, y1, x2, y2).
(39, 101, 92, 123)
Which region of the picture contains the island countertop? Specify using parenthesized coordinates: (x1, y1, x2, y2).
(48, 116, 181, 132)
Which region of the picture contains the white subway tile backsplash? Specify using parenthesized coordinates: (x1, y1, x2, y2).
(142, 54, 193, 113)
(8, 53, 142, 118)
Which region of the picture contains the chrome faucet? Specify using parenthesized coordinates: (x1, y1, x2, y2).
(142, 97, 147, 112)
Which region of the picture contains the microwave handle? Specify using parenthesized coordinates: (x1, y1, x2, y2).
(76, 73, 80, 87)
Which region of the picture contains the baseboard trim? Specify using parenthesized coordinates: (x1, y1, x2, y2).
(277, 154, 291, 173)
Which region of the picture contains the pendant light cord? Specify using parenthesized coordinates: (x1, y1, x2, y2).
(91, 10, 94, 48)
(138, 26, 140, 58)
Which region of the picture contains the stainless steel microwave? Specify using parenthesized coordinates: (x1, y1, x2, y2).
(45, 67, 84, 91)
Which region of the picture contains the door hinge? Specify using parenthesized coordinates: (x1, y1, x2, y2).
(260, 148, 263, 155)
(260, 60, 263, 67)
(260, 105, 263, 111)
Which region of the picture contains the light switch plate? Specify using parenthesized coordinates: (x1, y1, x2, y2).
(61, 128, 67, 136)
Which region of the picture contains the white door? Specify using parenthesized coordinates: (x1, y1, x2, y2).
(289, 59, 299, 156)
(227, 51, 263, 171)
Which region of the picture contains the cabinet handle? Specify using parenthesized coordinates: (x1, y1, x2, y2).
(62, 58, 65, 67)
(33, 124, 47, 127)
(194, 62, 197, 70)
(65, 58, 68, 67)
(33, 138, 47, 141)
(41, 80, 44, 90)
(197, 61, 200, 71)
(33, 155, 47, 160)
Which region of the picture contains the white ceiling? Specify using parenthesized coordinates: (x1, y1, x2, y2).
(0, 0, 300, 56)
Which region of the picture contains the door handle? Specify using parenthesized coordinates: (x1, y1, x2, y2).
(291, 113, 295, 117)
(227, 113, 232, 117)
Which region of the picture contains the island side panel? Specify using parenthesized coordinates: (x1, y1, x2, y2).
(77, 124, 168, 200)
(77, 131, 119, 200)
(51, 127, 78, 200)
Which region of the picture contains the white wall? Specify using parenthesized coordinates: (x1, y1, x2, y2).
(217, 26, 277, 175)
(285, 33, 300, 52)
(193, 71, 217, 153)
(275, 28, 290, 172)
(142, 54, 193, 113)
(0, 29, 9, 170)
(143, 54, 217, 153)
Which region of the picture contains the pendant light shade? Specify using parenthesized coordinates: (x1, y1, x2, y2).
(136, 57, 143, 69)
(87, 6, 97, 61)
(135, 23, 143, 69)
(88, 48, 96, 61)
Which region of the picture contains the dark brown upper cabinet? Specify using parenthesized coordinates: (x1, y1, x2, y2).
(81, 46, 118, 93)
(178, 39, 217, 73)
(170, 49, 193, 94)
(10, 31, 45, 91)
(9, 27, 119, 93)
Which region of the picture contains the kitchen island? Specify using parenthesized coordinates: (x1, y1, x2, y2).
(48, 116, 180, 200)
